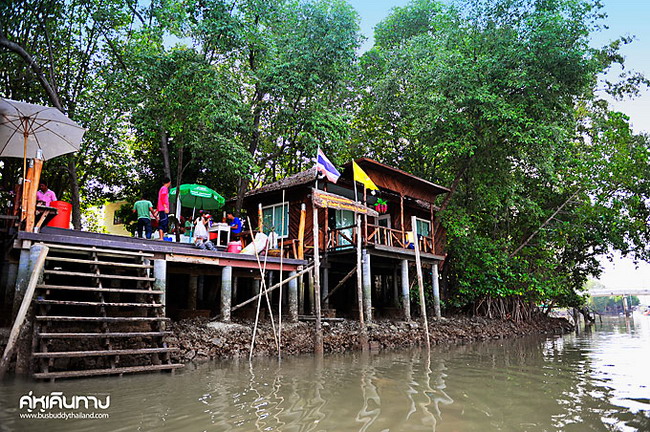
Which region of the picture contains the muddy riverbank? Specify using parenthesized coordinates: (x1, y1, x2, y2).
(167, 315, 574, 363)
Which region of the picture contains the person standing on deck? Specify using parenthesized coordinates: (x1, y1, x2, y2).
(133, 198, 156, 239)
(157, 177, 172, 240)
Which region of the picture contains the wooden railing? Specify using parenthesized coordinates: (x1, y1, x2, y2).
(328, 223, 436, 254)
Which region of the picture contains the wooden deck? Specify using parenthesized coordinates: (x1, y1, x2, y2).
(17, 226, 307, 271)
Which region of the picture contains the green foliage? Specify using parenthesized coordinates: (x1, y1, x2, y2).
(355, 0, 650, 313)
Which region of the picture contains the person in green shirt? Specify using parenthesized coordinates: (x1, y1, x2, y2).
(133, 199, 156, 239)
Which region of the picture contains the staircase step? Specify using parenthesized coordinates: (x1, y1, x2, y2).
(35, 315, 170, 322)
(45, 243, 154, 258)
(33, 363, 184, 379)
(33, 347, 180, 358)
(46, 256, 153, 269)
(43, 270, 155, 281)
(35, 299, 163, 307)
(37, 284, 163, 295)
(38, 331, 172, 338)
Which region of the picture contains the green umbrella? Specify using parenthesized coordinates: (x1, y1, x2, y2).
(170, 184, 225, 211)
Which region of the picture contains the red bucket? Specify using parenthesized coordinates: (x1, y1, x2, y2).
(46, 201, 72, 229)
(227, 241, 242, 253)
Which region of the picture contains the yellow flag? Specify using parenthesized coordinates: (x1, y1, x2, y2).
(353, 161, 379, 191)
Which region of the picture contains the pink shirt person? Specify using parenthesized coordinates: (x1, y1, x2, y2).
(36, 183, 57, 206)
(157, 183, 170, 212)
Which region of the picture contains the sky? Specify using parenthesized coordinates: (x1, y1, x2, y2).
(347, 0, 650, 296)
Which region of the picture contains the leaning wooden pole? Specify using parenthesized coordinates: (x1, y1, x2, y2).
(411, 216, 430, 350)
(0, 245, 49, 378)
(356, 215, 368, 351)
(278, 189, 285, 360)
(312, 204, 323, 354)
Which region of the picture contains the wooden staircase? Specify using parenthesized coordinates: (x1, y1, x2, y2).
(31, 244, 183, 380)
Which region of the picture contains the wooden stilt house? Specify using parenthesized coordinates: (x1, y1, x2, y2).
(240, 158, 449, 320)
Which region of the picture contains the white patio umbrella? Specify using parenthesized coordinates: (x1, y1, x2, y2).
(0, 98, 85, 176)
(0, 98, 85, 230)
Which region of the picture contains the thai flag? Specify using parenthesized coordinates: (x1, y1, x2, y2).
(316, 148, 341, 183)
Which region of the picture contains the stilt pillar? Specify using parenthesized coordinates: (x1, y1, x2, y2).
(401, 259, 410, 321)
(432, 263, 441, 318)
(288, 270, 298, 322)
(188, 275, 198, 311)
(12, 248, 32, 320)
(362, 249, 372, 322)
(221, 266, 233, 322)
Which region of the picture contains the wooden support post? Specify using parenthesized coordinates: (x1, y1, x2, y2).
(0, 245, 48, 378)
(298, 203, 306, 259)
(400, 193, 405, 245)
(356, 215, 368, 350)
(258, 203, 263, 233)
(153, 259, 167, 316)
(322, 261, 329, 309)
(288, 270, 298, 322)
(188, 275, 198, 311)
(221, 266, 233, 322)
(411, 216, 430, 350)
(401, 259, 411, 321)
(25, 158, 43, 232)
(312, 205, 323, 354)
(432, 263, 441, 318)
(362, 249, 372, 323)
(308, 268, 315, 314)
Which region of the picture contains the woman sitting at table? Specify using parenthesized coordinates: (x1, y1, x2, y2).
(36, 182, 56, 206)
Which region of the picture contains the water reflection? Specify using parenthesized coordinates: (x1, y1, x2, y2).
(0, 316, 648, 431)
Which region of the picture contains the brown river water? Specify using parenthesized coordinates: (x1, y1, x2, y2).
(1, 315, 649, 431)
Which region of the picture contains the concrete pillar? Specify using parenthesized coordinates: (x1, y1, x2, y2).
(298, 275, 305, 315)
(288, 270, 298, 322)
(197, 275, 205, 303)
(362, 249, 372, 322)
(432, 263, 441, 318)
(322, 266, 329, 309)
(188, 275, 198, 311)
(252, 278, 261, 296)
(393, 265, 400, 308)
(153, 259, 167, 316)
(233, 276, 239, 303)
(401, 259, 411, 321)
(308, 270, 315, 315)
(622, 296, 630, 317)
(13, 245, 44, 319)
(221, 266, 233, 322)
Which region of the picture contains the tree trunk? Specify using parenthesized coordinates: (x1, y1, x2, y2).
(67, 158, 82, 229)
(159, 125, 172, 181)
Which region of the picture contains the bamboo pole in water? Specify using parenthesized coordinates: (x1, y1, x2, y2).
(356, 215, 368, 351)
(411, 216, 430, 350)
(312, 204, 323, 354)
